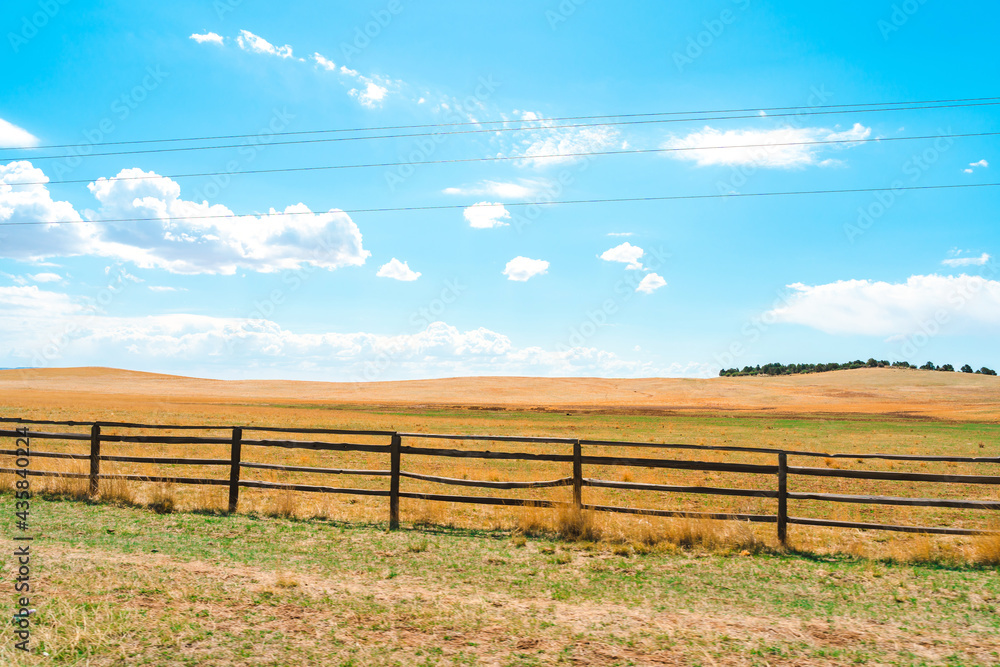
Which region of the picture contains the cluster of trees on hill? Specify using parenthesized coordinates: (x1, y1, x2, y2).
(719, 359, 998, 377)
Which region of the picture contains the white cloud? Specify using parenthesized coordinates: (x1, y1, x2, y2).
(0, 161, 94, 261)
(0, 162, 370, 275)
(509, 112, 622, 167)
(350, 80, 389, 108)
(767, 274, 1000, 336)
(965, 159, 989, 174)
(607, 232, 633, 237)
(463, 201, 510, 229)
(312, 52, 336, 71)
(443, 179, 551, 199)
(236, 29, 294, 59)
(636, 273, 667, 294)
(190, 32, 224, 45)
(662, 123, 872, 168)
(942, 252, 990, 267)
(0, 285, 689, 379)
(148, 285, 186, 292)
(600, 242, 644, 270)
(376, 258, 421, 281)
(503, 256, 549, 282)
(28, 272, 62, 283)
(0, 118, 39, 148)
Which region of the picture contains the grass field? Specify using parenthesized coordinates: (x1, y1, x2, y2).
(1, 367, 999, 664)
(2, 368, 1000, 557)
(2, 496, 999, 666)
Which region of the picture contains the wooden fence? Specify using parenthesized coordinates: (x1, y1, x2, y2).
(1, 417, 998, 542)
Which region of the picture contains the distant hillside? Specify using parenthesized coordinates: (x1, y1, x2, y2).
(0, 366, 998, 422)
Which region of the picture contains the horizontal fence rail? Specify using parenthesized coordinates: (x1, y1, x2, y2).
(0, 416, 998, 541)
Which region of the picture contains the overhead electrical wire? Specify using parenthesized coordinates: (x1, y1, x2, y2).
(11, 130, 999, 188)
(4, 182, 997, 228)
(5, 94, 999, 152)
(4, 100, 999, 163)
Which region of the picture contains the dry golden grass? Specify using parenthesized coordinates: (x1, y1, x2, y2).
(2, 365, 1000, 419)
(1, 366, 998, 562)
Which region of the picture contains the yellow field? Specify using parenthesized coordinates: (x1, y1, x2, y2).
(1, 366, 998, 561)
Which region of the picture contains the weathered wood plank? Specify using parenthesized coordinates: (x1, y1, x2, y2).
(399, 471, 574, 489)
(777, 453, 788, 544)
(98, 434, 233, 445)
(582, 503, 778, 523)
(99, 455, 231, 465)
(240, 461, 391, 476)
(579, 439, 1000, 462)
(0, 430, 91, 441)
(242, 439, 391, 454)
(0, 449, 89, 460)
(788, 491, 1000, 510)
(787, 466, 1000, 484)
(581, 455, 777, 474)
(787, 516, 998, 536)
(399, 445, 573, 462)
(399, 432, 575, 444)
(239, 479, 390, 496)
(397, 491, 568, 508)
(583, 478, 778, 498)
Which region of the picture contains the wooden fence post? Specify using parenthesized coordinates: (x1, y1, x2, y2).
(389, 433, 401, 530)
(88, 423, 101, 498)
(777, 452, 788, 545)
(228, 427, 242, 514)
(572, 439, 583, 509)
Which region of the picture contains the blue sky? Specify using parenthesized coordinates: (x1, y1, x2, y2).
(1, 0, 998, 380)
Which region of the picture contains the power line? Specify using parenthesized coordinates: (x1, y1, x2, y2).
(4, 182, 997, 227)
(5, 100, 999, 163)
(7, 94, 999, 152)
(14, 131, 999, 188)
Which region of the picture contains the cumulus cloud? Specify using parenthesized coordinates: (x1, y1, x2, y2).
(236, 29, 294, 58)
(636, 273, 667, 294)
(0, 161, 94, 261)
(443, 179, 551, 199)
(312, 52, 336, 70)
(503, 256, 549, 282)
(376, 258, 421, 281)
(463, 201, 510, 229)
(767, 274, 1000, 336)
(349, 80, 389, 108)
(600, 242, 644, 270)
(942, 252, 991, 267)
(0, 162, 370, 275)
(662, 123, 872, 168)
(189, 32, 224, 45)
